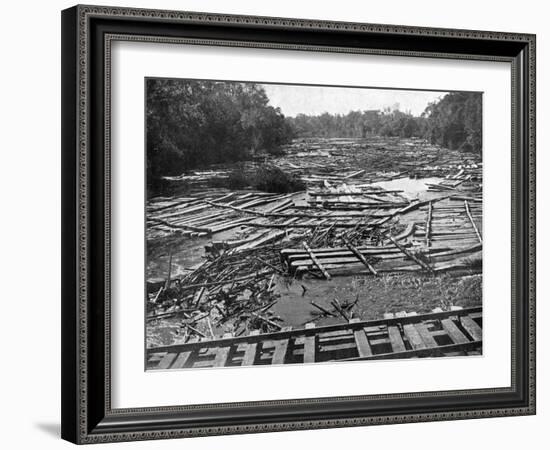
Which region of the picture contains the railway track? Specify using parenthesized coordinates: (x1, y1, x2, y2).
(147, 306, 482, 370)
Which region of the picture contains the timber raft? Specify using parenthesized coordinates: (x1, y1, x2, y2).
(147, 306, 482, 370)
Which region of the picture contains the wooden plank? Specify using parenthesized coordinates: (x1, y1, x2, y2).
(319, 342, 357, 352)
(249, 221, 376, 229)
(236, 230, 286, 251)
(351, 319, 373, 357)
(242, 330, 260, 366)
(403, 324, 427, 350)
(388, 326, 406, 353)
(388, 235, 434, 273)
(461, 316, 483, 341)
(265, 198, 294, 213)
(464, 200, 483, 244)
(441, 318, 470, 344)
(271, 339, 289, 365)
(302, 241, 331, 279)
(343, 238, 378, 275)
(281, 243, 405, 256)
(414, 323, 438, 348)
(148, 307, 482, 354)
(213, 336, 232, 367)
(212, 347, 231, 367)
(425, 200, 433, 248)
(157, 353, 177, 370)
(286, 248, 404, 262)
(171, 351, 192, 369)
(346, 340, 482, 361)
(304, 323, 316, 363)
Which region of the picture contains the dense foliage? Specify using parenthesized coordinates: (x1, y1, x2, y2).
(287, 92, 482, 153)
(147, 82, 482, 190)
(211, 164, 305, 193)
(288, 109, 423, 139)
(146, 79, 293, 186)
(422, 92, 482, 153)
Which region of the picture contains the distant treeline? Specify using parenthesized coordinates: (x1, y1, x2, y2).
(146, 79, 293, 187)
(288, 92, 482, 153)
(147, 81, 481, 188)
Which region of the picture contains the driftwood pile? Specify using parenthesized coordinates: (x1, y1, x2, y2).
(147, 137, 483, 346)
(147, 239, 291, 344)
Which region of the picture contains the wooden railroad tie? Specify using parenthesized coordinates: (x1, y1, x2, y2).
(147, 307, 482, 370)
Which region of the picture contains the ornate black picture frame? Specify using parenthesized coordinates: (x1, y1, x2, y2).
(61, 4, 536, 444)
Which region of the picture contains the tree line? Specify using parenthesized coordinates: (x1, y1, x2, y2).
(146, 79, 293, 187)
(287, 91, 482, 152)
(147, 80, 481, 188)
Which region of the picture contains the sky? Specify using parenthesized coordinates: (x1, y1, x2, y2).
(261, 83, 449, 117)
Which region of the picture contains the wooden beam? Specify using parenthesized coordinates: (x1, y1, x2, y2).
(343, 238, 378, 275)
(304, 323, 316, 363)
(464, 200, 483, 244)
(425, 201, 433, 248)
(388, 326, 406, 352)
(441, 318, 470, 344)
(403, 324, 426, 350)
(345, 341, 482, 360)
(157, 353, 177, 370)
(171, 351, 192, 369)
(271, 339, 289, 365)
(388, 235, 434, 273)
(148, 307, 482, 354)
(242, 330, 260, 366)
(302, 242, 331, 279)
(415, 323, 438, 348)
(351, 318, 373, 357)
(461, 316, 483, 341)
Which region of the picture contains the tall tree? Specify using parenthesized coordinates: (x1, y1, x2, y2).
(146, 79, 294, 188)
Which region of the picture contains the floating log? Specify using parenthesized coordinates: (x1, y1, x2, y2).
(233, 230, 286, 252)
(149, 218, 211, 234)
(302, 242, 331, 280)
(248, 221, 375, 229)
(343, 238, 378, 275)
(388, 235, 434, 273)
(464, 200, 483, 244)
(425, 201, 433, 248)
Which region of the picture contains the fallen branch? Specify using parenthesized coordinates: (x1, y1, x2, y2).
(310, 301, 336, 317)
(388, 235, 434, 274)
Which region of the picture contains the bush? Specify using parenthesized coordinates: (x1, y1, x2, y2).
(207, 164, 304, 193)
(264, 146, 286, 157)
(225, 169, 250, 189)
(252, 165, 305, 193)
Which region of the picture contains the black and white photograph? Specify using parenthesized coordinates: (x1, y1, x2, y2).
(145, 79, 483, 370)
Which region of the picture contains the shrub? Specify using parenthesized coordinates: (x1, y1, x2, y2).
(225, 169, 250, 189)
(252, 165, 305, 193)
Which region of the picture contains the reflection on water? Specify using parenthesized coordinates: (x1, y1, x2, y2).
(375, 177, 444, 201)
